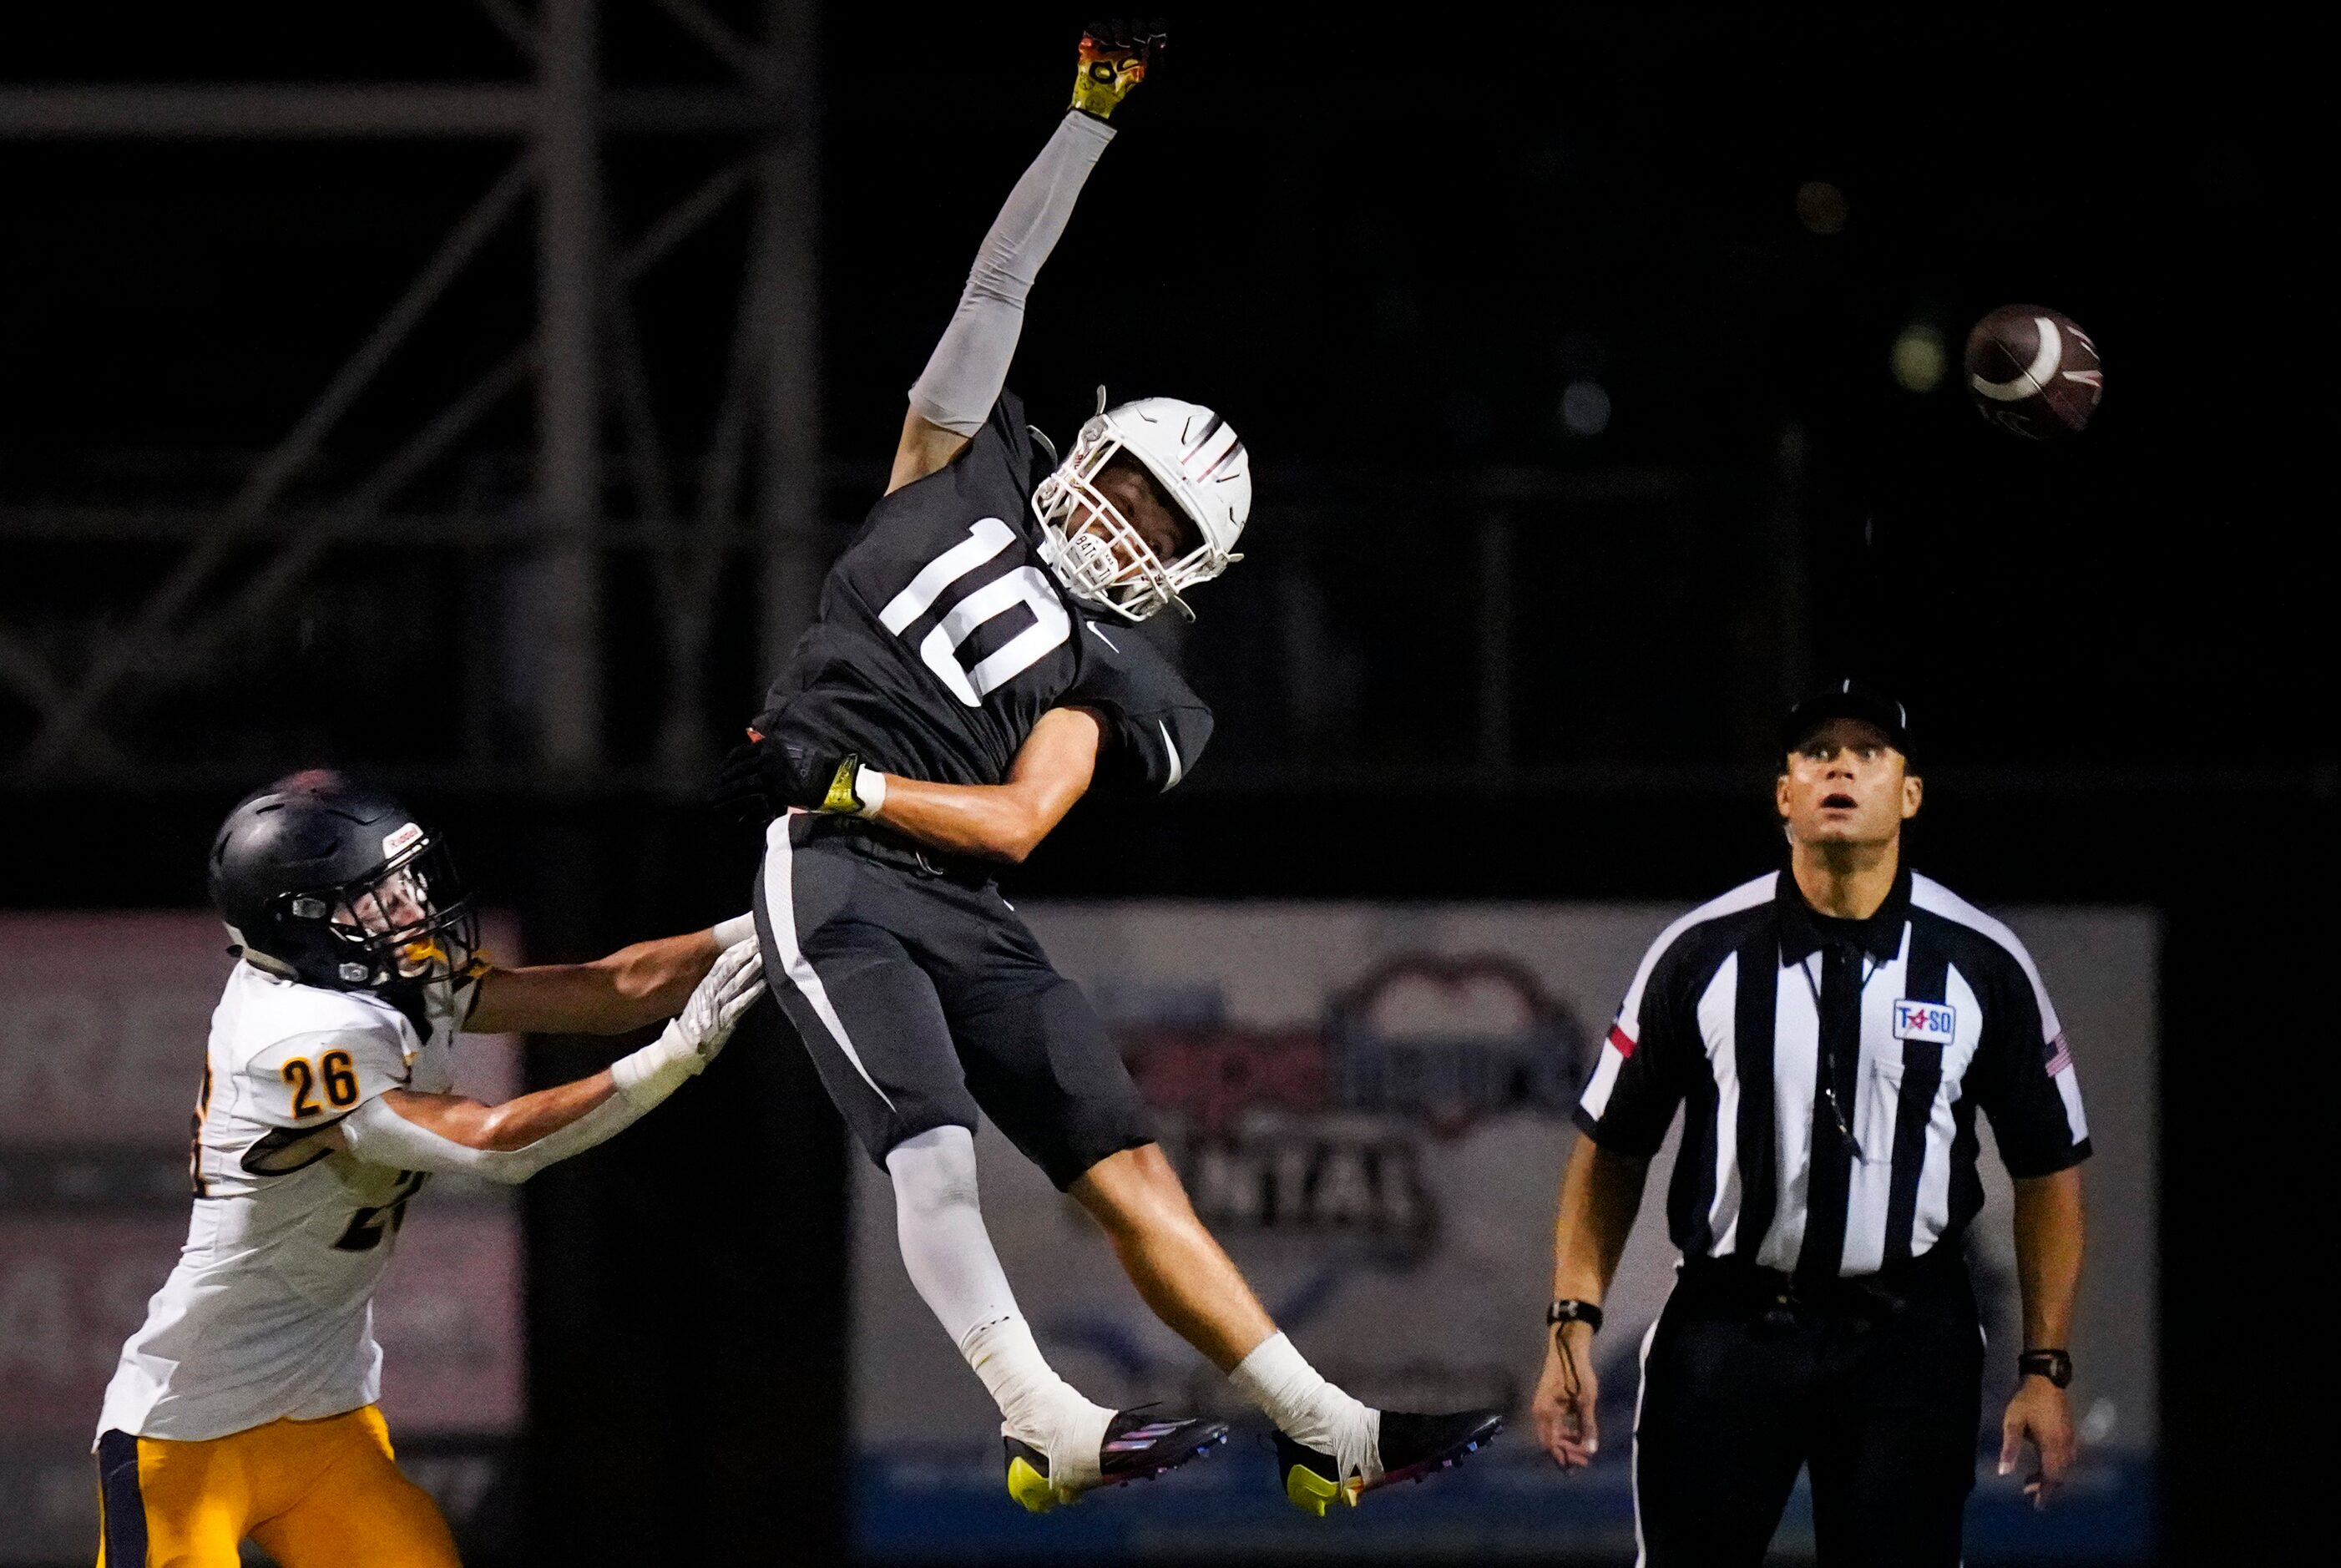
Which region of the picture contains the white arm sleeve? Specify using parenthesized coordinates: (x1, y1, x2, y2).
(908, 110, 1115, 436)
(336, 938, 766, 1184)
(339, 1090, 650, 1186)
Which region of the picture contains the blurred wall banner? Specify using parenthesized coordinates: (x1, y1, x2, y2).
(852, 901, 2156, 1563)
(0, 913, 525, 1564)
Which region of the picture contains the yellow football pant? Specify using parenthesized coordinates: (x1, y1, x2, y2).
(95, 1405, 461, 1568)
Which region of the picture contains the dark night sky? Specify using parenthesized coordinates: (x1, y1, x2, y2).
(0, 8, 2328, 782)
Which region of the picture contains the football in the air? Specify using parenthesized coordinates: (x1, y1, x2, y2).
(1963, 304, 2103, 439)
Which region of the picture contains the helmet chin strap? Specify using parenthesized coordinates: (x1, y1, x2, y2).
(224, 926, 300, 981)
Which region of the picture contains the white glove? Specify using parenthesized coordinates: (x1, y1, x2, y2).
(610, 938, 766, 1109)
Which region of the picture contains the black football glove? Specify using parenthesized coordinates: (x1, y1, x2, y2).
(1071, 18, 1165, 121)
(712, 734, 827, 820)
(711, 735, 872, 822)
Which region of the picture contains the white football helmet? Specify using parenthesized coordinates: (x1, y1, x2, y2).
(1032, 394, 1250, 622)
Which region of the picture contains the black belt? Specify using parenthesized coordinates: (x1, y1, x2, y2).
(795, 812, 994, 888)
(1676, 1243, 1964, 1325)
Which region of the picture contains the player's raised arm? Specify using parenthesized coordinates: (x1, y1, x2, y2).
(312, 938, 766, 1185)
(886, 22, 1160, 495)
(465, 913, 756, 1035)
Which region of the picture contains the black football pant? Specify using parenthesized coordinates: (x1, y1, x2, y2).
(1632, 1251, 1982, 1567)
(752, 812, 1157, 1189)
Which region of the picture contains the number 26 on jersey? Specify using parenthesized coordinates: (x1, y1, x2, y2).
(282, 1050, 362, 1118)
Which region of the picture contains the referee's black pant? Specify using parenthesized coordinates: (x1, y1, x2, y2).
(1633, 1247, 1982, 1567)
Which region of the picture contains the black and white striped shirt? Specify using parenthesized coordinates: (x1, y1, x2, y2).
(1575, 865, 2091, 1280)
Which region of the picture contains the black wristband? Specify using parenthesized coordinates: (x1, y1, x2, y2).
(1547, 1298, 1604, 1333)
(2018, 1348, 2072, 1388)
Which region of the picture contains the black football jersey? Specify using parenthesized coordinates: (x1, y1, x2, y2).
(760, 392, 1212, 794)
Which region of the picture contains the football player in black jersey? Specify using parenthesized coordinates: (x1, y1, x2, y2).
(713, 22, 1501, 1520)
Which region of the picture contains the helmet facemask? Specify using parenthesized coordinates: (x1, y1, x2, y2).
(1034, 424, 1231, 624)
(281, 837, 479, 990)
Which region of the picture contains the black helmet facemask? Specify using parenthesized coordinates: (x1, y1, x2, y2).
(276, 832, 479, 992)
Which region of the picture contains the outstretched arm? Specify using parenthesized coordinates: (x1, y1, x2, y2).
(887, 24, 1160, 495)
(316, 940, 765, 1184)
(467, 917, 751, 1036)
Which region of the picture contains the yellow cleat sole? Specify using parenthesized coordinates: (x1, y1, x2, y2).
(1007, 1454, 1059, 1515)
(1282, 1463, 1358, 1518)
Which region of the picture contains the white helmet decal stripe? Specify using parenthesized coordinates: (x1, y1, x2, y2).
(1181, 412, 1226, 463)
(1196, 436, 1246, 483)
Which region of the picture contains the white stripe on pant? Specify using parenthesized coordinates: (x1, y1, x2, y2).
(760, 813, 897, 1110)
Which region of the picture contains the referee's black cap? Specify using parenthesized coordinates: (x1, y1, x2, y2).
(1781, 680, 1914, 762)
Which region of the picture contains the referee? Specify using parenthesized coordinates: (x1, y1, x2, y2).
(1530, 683, 2090, 1565)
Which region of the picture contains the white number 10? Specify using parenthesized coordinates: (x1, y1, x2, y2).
(877, 518, 1070, 707)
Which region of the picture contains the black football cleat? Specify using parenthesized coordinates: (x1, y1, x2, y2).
(1005, 1411, 1230, 1514)
(1274, 1408, 1504, 1516)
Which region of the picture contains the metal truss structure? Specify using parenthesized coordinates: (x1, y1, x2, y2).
(0, 0, 818, 795)
(1, 4, 1900, 804)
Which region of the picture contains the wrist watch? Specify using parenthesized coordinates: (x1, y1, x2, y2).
(1547, 1298, 1605, 1333)
(2017, 1348, 2073, 1388)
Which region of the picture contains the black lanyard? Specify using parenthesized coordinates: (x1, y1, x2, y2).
(1795, 945, 1878, 1161)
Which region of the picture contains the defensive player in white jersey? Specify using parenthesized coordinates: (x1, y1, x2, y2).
(93, 771, 766, 1568)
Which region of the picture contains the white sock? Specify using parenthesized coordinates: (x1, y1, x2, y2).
(1228, 1332, 1383, 1486)
(960, 1316, 1114, 1495)
(886, 1128, 1110, 1495)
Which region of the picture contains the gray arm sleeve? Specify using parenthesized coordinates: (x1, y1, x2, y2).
(908, 110, 1115, 437)
(338, 1090, 650, 1186)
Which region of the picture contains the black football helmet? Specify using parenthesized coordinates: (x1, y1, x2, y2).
(208, 770, 478, 993)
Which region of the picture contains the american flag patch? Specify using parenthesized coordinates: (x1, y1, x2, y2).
(2044, 1034, 2074, 1075)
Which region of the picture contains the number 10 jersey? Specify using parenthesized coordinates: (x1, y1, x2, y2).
(760, 391, 1212, 796)
(95, 960, 469, 1445)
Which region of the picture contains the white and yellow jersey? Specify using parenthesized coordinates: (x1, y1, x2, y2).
(95, 959, 478, 1444)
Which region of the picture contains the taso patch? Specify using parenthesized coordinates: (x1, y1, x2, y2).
(382, 822, 425, 858)
(1891, 999, 1956, 1044)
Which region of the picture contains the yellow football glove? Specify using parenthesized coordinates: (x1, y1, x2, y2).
(821, 754, 869, 815)
(1070, 18, 1165, 122)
